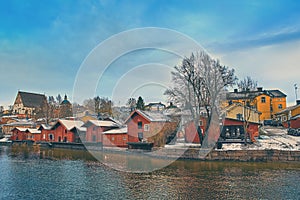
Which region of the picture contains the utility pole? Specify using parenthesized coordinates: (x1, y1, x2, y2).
(294, 83, 298, 100)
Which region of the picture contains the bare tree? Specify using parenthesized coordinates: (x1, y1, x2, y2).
(94, 96, 101, 115)
(127, 98, 136, 112)
(83, 98, 95, 111)
(165, 51, 236, 147)
(237, 76, 258, 92)
(99, 97, 113, 117)
(236, 76, 259, 144)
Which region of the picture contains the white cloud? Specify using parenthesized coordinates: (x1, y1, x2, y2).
(219, 39, 300, 104)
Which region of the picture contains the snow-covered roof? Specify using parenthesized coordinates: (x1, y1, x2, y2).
(291, 114, 300, 120)
(12, 127, 28, 132)
(82, 120, 120, 128)
(52, 119, 84, 131)
(70, 126, 87, 132)
(276, 104, 300, 115)
(27, 128, 41, 134)
(4, 120, 35, 126)
(103, 126, 127, 134)
(38, 124, 52, 130)
(125, 110, 171, 123)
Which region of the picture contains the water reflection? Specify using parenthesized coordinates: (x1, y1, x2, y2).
(0, 146, 299, 199)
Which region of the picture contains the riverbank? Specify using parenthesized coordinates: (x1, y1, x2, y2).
(3, 142, 299, 162)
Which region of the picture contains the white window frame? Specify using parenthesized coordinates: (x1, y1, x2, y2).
(144, 124, 150, 131)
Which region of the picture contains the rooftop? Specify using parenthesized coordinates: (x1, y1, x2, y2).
(103, 126, 127, 134)
(17, 91, 46, 108)
(82, 120, 120, 128)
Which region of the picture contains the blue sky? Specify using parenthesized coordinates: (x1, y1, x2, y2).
(1, 0, 300, 107)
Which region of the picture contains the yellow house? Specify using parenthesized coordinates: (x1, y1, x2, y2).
(224, 103, 261, 124)
(275, 101, 300, 123)
(226, 87, 287, 121)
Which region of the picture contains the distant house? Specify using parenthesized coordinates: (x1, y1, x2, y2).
(144, 102, 166, 112)
(12, 91, 48, 119)
(2, 120, 36, 135)
(102, 126, 128, 147)
(276, 100, 300, 128)
(48, 119, 85, 143)
(125, 110, 177, 146)
(226, 87, 286, 121)
(82, 120, 120, 143)
(184, 103, 261, 144)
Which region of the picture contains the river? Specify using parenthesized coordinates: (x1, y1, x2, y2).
(0, 145, 299, 200)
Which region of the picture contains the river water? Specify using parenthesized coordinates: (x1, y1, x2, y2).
(0, 146, 299, 200)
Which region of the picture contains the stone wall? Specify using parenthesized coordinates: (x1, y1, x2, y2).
(177, 148, 300, 162)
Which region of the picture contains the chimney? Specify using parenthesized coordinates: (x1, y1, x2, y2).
(297, 100, 300, 105)
(257, 87, 263, 92)
(234, 89, 238, 93)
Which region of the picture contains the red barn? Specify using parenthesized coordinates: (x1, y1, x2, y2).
(223, 118, 259, 136)
(38, 124, 53, 142)
(26, 128, 41, 142)
(82, 120, 120, 143)
(102, 126, 128, 147)
(50, 119, 85, 143)
(125, 110, 174, 145)
(11, 127, 28, 141)
(11, 127, 41, 142)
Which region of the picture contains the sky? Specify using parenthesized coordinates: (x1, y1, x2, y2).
(1, 0, 300, 108)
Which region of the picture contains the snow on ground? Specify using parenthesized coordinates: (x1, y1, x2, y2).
(165, 126, 300, 151)
(220, 126, 300, 151)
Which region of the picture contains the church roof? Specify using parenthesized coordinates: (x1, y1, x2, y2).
(17, 91, 46, 108)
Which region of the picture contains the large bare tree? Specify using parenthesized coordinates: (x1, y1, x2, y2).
(165, 51, 236, 147)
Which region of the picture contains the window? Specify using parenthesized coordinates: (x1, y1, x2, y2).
(138, 132, 143, 141)
(236, 113, 243, 121)
(199, 120, 203, 126)
(65, 129, 67, 133)
(261, 97, 266, 103)
(93, 126, 97, 131)
(138, 121, 142, 129)
(123, 136, 127, 141)
(49, 134, 54, 140)
(283, 116, 287, 121)
(43, 134, 46, 139)
(278, 104, 283, 109)
(111, 137, 115, 141)
(144, 124, 150, 131)
(92, 135, 96, 142)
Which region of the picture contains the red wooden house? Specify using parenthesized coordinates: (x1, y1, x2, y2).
(82, 120, 120, 143)
(38, 124, 53, 142)
(11, 127, 28, 141)
(49, 119, 85, 143)
(102, 126, 128, 147)
(125, 110, 175, 145)
(11, 127, 41, 142)
(26, 128, 41, 142)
